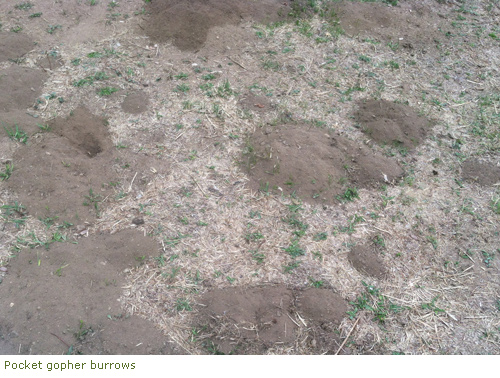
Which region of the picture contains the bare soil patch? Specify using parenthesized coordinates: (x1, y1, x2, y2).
(354, 99, 431, 150)
(0, 32, 34, 63)
(461, 159, 500, 186)
(333, 1, 444, 51)
(0, 229, 175, 355)
(142, 0, 291, 51)
(196, 286, 347, 354)
(0, 65, 47, 113)
(243, 124, 403, 204)
(348, 244, 387, 280)
(121, 91, 150, 115)
(238, 92, 274, 114)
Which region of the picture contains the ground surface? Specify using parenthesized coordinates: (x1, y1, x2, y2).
(0, 0, 499, 355)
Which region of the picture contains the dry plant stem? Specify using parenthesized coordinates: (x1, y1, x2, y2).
(335, 316, 361, 355)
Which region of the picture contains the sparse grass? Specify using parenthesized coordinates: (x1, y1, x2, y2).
(0, 163, 14, 181)
(46, 25, 62, 34)
(336, 187, 359, 202)
(4, 124, 28, 144)
(97, 87, 119, 96)
(15, 2, 34, 10)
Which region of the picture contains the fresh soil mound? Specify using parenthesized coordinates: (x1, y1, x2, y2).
(296, 288, 347, 324)
(6, 108, 115, 222)
(333, 1, 442, 50)
(142, 0, 291, 51)
(348, 245, 387, 280)
(121, 91, 150, 114)
(461, 159, 500, 186)
(243, 124, 403, 204)
(0, 65, 47, 112)
(0, 32, 34, 63)
(354, 99, 431, 150)
(0, 229, 176, 355)
(6, 134, 117, 223)
(49, 107, 113, 157)
(197, 286, 348, 354)
(6, 106, 166, 223)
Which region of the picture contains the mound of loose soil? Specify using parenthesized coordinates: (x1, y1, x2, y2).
(197, 285, 348, 354)
(6, 134, 117, 223)
(0, 32, 34, 63)
(348, 245, 387, 280)
(354, 99, 431, 150)
(0, 229, 176, 355)
(5, 108, 117, 222)
(333, 1, 442, 50)
(0, 65, 47, 112)
(296, 288, 347, 324)
(142, 0, 291, 51)
(50, 107, 114, 157)
(243, 124, 403, 204)
(461, 159, 500, 186)
(121, 91, 150, 114)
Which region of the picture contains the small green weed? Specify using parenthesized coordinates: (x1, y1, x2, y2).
(283, 239, 306, 258)
(176, 299, 192, 312)
(46, 25, 62, 34)
(83, 189, 102, 217)
(347, 281, 404, 322)
(0, 163, 14, 181)
(4, 124, 28, 144)
(174, 84, 190, 93)
(421, 296, 445, 315)
(15, 2, 34, 10)
(337, 187, 359, 202)
(283, 261, 301, 273)
(97, 87, 119, 96)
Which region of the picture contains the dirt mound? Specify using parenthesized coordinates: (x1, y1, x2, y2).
(0, 32, 34, 63)
(354, 99, 431, 150)
(333, 1, 442, 50)
(6, 134, 116, 223)
(142, 0, 291, 51)
(197, 285, 347, 354)
(0, 229, 175, 355)
(243, 124, 403, 204)
(461, 159, 500, 186)
(348, 245, 387, 280)
(50, 107, 113, 158)
(121, 91, 150, 114)
(0, 65, 47, 112)
(296, 288, 347, 324)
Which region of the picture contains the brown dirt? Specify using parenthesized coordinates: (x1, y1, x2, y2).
(243, 123, 404, 204)
(0, 229, 177, 355)
(1, 110, 43, 138)
(354, 99, 432, 150)
(196, 285, 347, 354)
(121, 91, 150, 115)
(49, 107, 113, 158)
(348, 244, 387, 280)
(333, 0, 445, 51)
(0, 65, 47, 113)
(5, 108, 116, 223)
(0, 32, 34, 63)
(238, 92, 274, 114)
(142, 0, 292, 51)
(461, 159, 500, 186)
